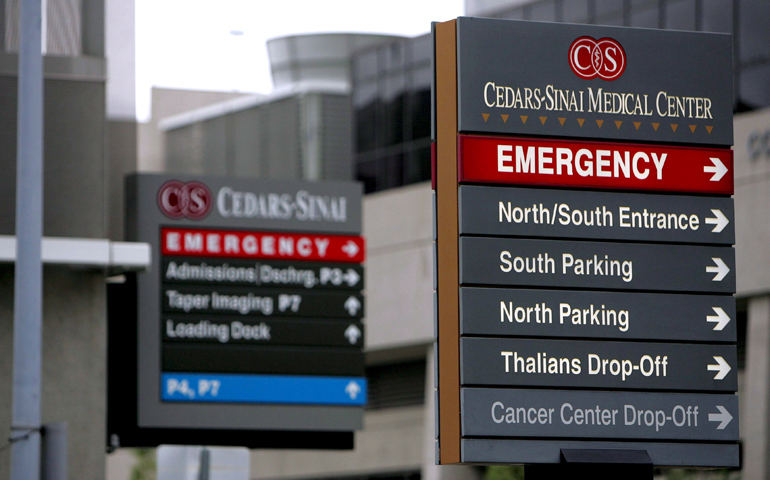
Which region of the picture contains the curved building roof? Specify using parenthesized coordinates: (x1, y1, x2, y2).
(267, 33, 404, 92)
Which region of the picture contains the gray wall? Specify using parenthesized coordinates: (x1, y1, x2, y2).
(0, 52, 108, 480)
(0, 75, 107, 238)
(0, 266, 107, 480)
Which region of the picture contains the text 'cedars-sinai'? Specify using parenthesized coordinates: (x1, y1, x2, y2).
(217, 187, 347, 222)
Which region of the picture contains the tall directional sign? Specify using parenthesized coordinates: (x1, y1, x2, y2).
(108, 174, 366, 449)
(433, 17, 737, 468)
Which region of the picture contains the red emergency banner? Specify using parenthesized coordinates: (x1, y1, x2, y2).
(161, 228, 365, 263)
(458, 135, 733, 194)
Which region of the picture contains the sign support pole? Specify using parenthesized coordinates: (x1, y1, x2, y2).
(434, 19, 460, 464)
(11, 0, 44, 478)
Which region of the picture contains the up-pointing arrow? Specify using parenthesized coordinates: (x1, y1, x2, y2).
(709, 405, 733, 430)
(344, 324, 361, 344)
(344, 296, 361, 316)
(345, 381, 361, 400)
(705, 209, 729, 233)
(706, 258, 730, 281)
(706, 307, 731, 331)
(704, 157, 728, 182)
(707, 356, 732, 380)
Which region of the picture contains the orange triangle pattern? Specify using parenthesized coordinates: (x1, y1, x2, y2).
(614, 121, 623, 129)
(633, 122, 641, 130)
(501, 114, 509, 123)
(520, 115, 528, 124)
(652, 123, 660, 131)
(671, 124, 678, 132)
(482, 113, 490, 122)
(577, 118, 585, 127)
(558, 117, 566, 125)
(596, 119, 604, 128)
(706, 126, 713, 134)
(689, 125, 697, 133)
(539, 116, 548, 125)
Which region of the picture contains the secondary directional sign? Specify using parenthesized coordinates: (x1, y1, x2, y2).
(162, 258, 364, 290)
(116, 174, 367, 448)
(461, 388, 738, 441)
(460, 237, 735, 293)
(460, 287, 736, 342)
(459, 185, 734, 244)
(458, 135, 733, 194)
(163, 315, 364, 347)
(460, 337, 737, 391)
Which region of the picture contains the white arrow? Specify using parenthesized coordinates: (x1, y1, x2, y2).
(344, 324, 362, 344)
(708, 405, 733, 430)
(344, 296, 361, 316)
(705, 209, 729, 233)
(704, 157, 728, 182)
(341, 241, 360, 258)
(707, 356, 732, 380)
(707, 307, 731, 331)
(706, 258, 729, 282)
(343, 269, 361, 287)
(345, 381, 361, 400)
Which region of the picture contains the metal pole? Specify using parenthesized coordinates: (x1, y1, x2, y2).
(11, 0, 44, 477)
(41, 423, 67, 480)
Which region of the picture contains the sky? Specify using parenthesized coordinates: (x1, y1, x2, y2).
(135, 0, 464, 115)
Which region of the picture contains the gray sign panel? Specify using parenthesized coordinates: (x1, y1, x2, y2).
(459, 237, 735, 293)
(462, 388, 738, 441)
(162, 258, 364, 290)
(126, 173, 362, 236)
(456, 17, 733, 145)
(161, 286, 365, 319)
(163, 315, 364, 348)
(461, 337, 737, 392)
(126, 173, 365, 432)
(460, 287, 736, 342)
(461, 439, 739, 467)
(459, 185, 735, 245)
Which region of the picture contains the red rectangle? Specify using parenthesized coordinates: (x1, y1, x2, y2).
(458, 135, 733, 194)
(161, 228, 365, 263)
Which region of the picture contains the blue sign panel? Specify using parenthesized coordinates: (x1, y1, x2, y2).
(161, 373, 368, 406)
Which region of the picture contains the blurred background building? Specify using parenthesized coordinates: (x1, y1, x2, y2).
(0, 0, 769, 479)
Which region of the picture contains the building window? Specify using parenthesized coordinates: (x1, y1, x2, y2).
(352, 35, 433, 194)
(365, 360, 426, 410)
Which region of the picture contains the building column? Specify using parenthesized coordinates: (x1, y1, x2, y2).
(743, 295, 770, 480)
(422, 343, 482, 480)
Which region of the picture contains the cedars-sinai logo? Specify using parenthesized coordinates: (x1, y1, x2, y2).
(569, 36, 626, 81)
(157, 180, 212, 219)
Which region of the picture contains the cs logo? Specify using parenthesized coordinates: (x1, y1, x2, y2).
(569, 36, 626, 81)
(157, 180, 212, 219)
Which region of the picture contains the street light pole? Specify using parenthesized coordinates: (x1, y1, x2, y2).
(11, 0, 44, 477)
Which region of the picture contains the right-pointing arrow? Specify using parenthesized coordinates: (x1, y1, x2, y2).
(707, 307, 731, 331)
(709, 405, 733, 430)
(704, 157, 728, 182)
(705, 209, 729, 233)
(343, 269, 361, 287)
(706, 257, 729, 281)
(707, 356, 732, 380)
